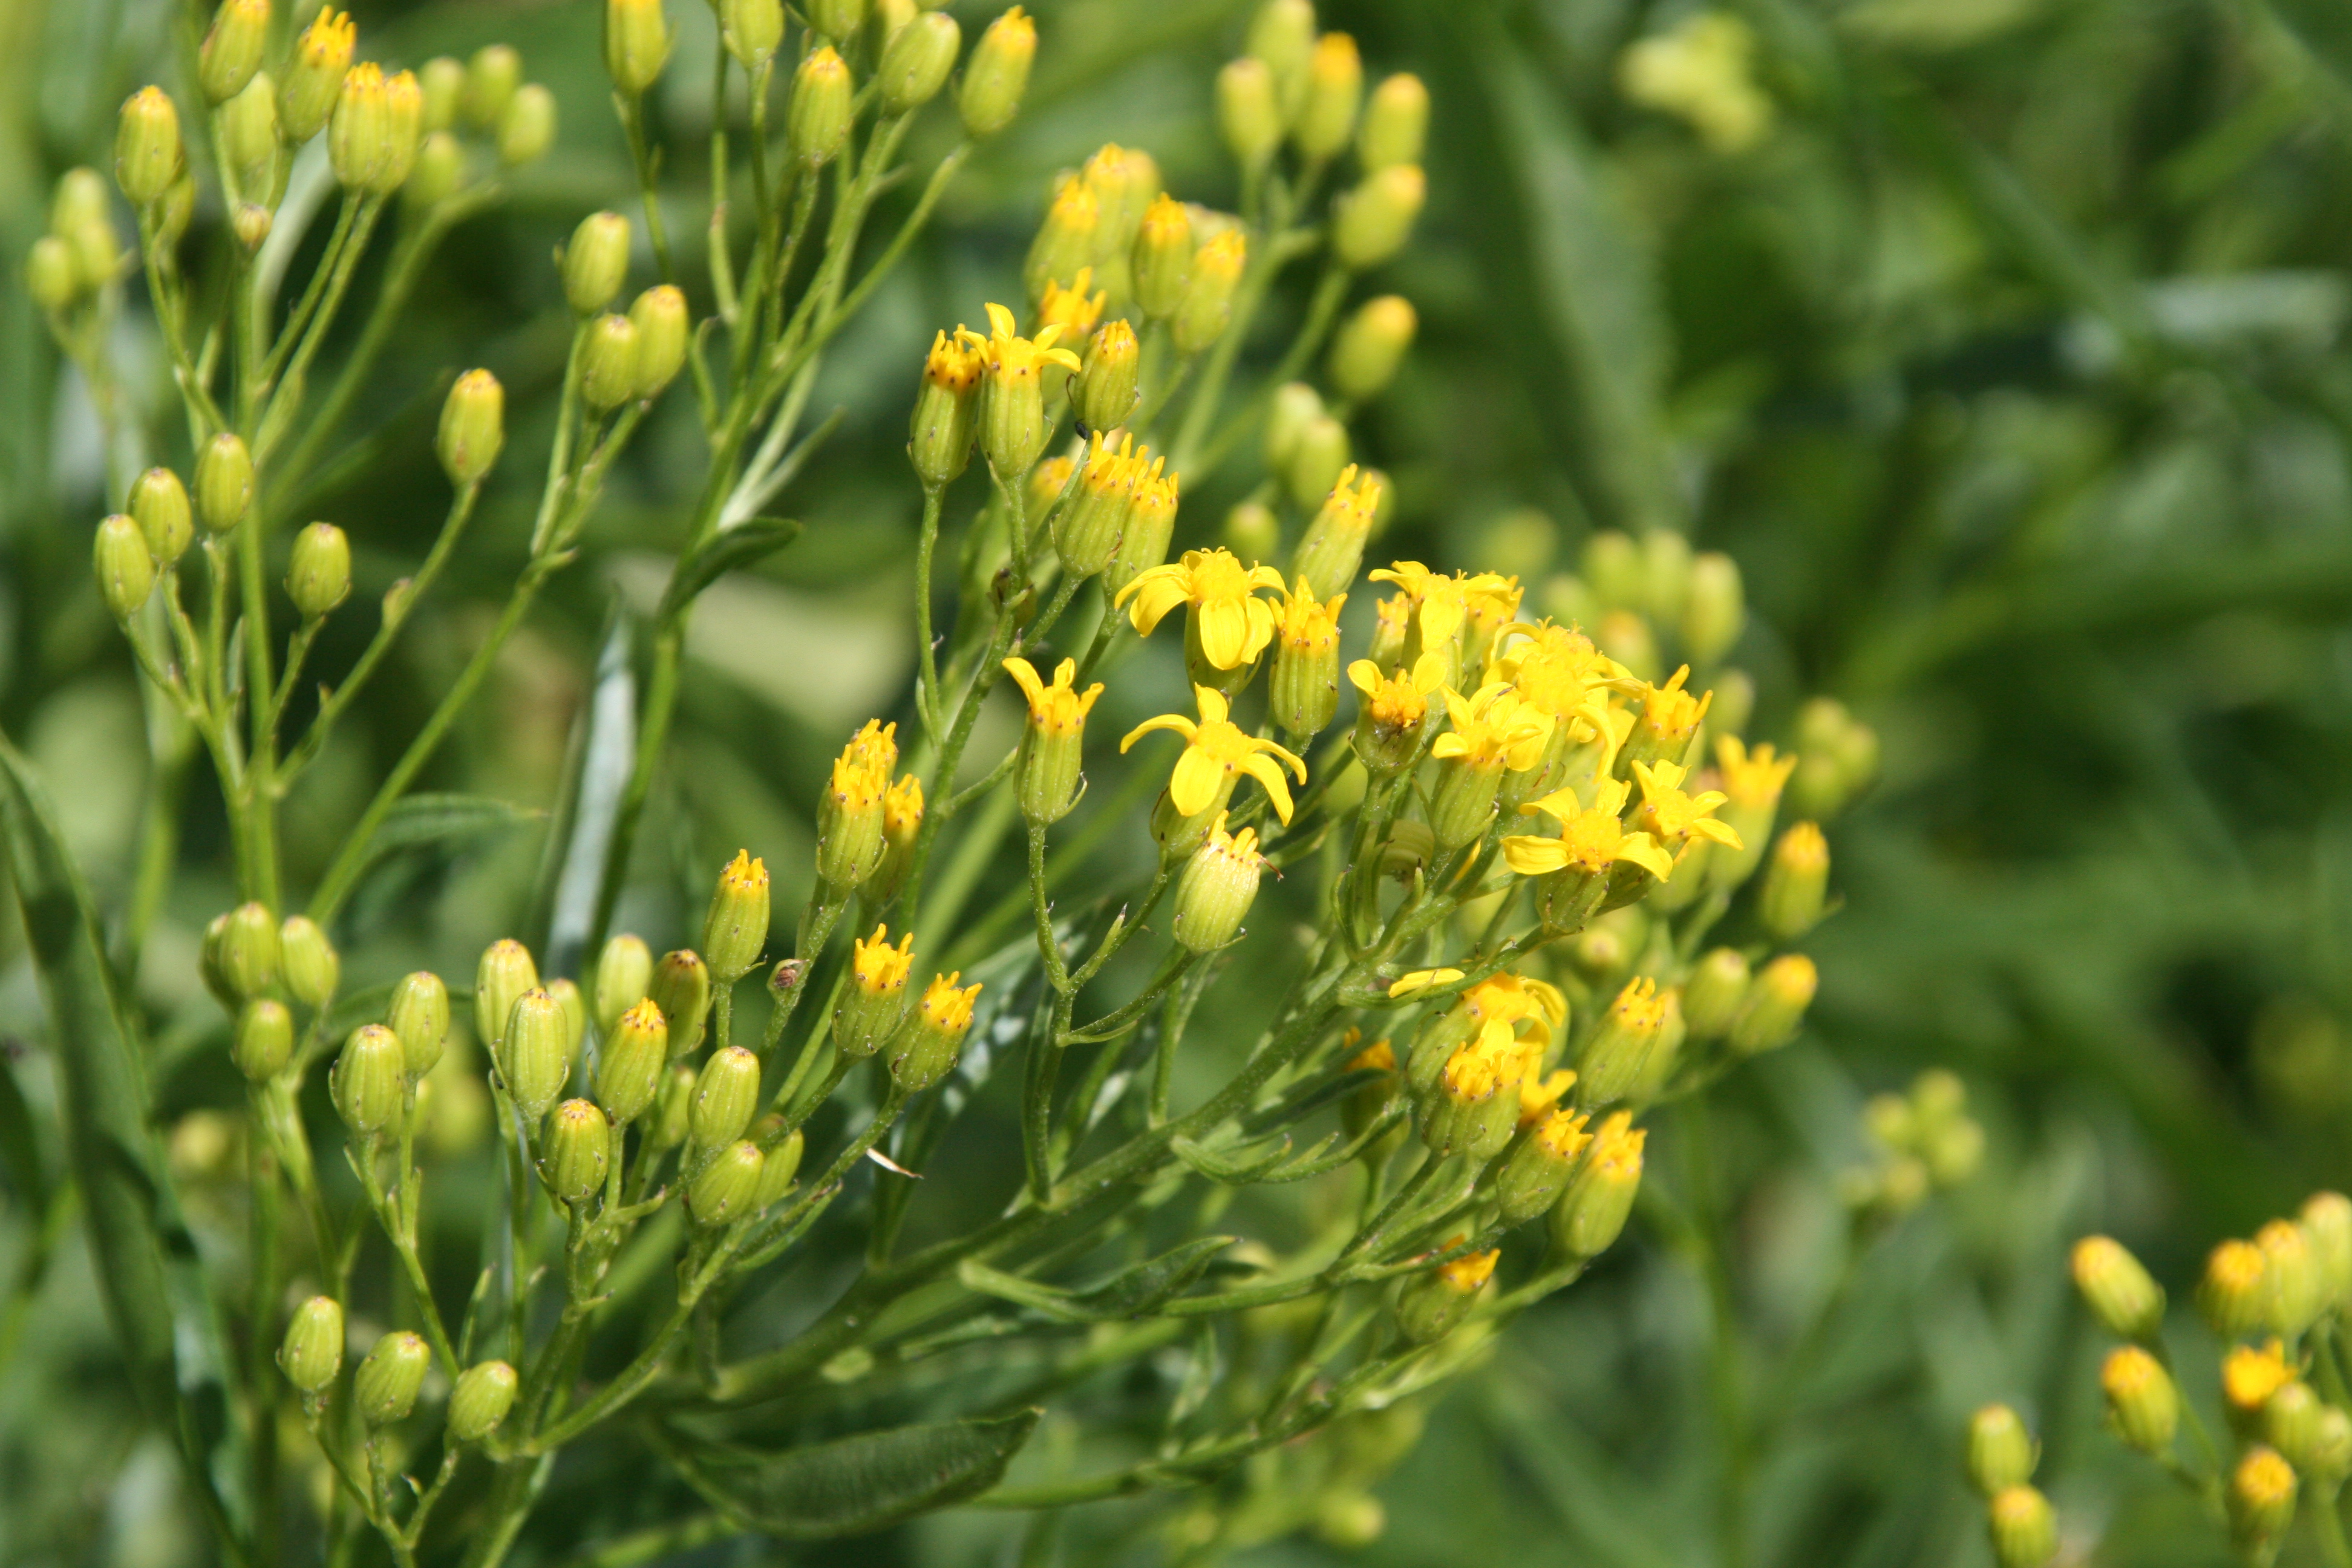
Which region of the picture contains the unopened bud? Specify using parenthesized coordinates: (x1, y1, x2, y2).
(959, 7, 1034, 137)
(1246, 0, 1315, 123)
(419, 57, 465, 133)
(1728, 953, 1814, 1056)
(115, 88, 182, 207)
(1289, 465, 1378, 599)
(1072, 320, 1140, 435)
(235, 998, 296, 1081)
(629, 286, 688, 400)
(497, 84, 557, 166)
(1025, 179, 1101, 307)
(878, 12, 958, 114)
(1987, 1486, 2056, 1568)
(1104, 459, 1179, 596)
(221, 74, 279, 202)
(328, 64, 390, 190)
(437, 370, 505, 486)
(1683, 552, 1744, 665)
(580, 312, 641, 410)
(2227, 1446, 2296, 1547)
(890, 973, 981, 1092)
(2264, 1379, 2327, 1471)
(332, 1024, 407, 1137)
(722, 0, 785, 67)
(606, 0, 673, 94)
(1226, 499, 1279, 562)
(2258, 1218, 2322, 1336)
(448, 1360, 517, 1442)
(386, 970, 449, 1080)
(688, 1138, 764, 1226)
(688, 1046, 761, 1162)
(751, 1117, 804, 1208)
(543, 1099, 611, 1203)
(1679, 947, 1749, 1039)
(27, 237, 77, 313)
(197, 433, 255, 533)
(465, 44, 521, 128)
(1295, 33, 1362, 160)
(1965, 1405, 2037, 1496)
(279, 1296, 344, 1394)
(837, 927, 916, 1059)
(1285, 413, 1351, 511)
(1394, 1246, 1496, 1345)
(1173, 815, 1264, 952)
(650, 950, 711, 1057)
(1759, 822, 1828, 939)
(374, 71, 423, 192)
(788, 48, 854, 166)
(1578, 976, 1668, 1107)
(808, 0, 867, 42)
(586, 936, 651, 1036)
(286, 521, 351, 620)
(231, 202, 273, 253)
(216, 901, 282, 1001)
(1551, 1109, 1644, 1259)
(2200, 1238, 2268, 1338)
(278, 915, 338, 1008)
(1270, 583, 1343, 739)
(564, 212, 632, 316)
(94, 514, 155, 618)
(408, 131, 463, 208)
(1218, 57, 1281, 169)
(647, 1063, 695, 1152)
(1332, 164, 1423, 270)
(1131, 195, 1192, 321)
(2101, 1345, 2178, 1454)
(200, 0, 270, 105)
(1171, 230, 1245, 355)
(817, 722, 895, 890)
(282, 11, 356, 143)
(354, 1331, 429, 1426)
(1495, 1108, 1593, 1226)
(1328, 295, 1416, 403)
(501, 989, 572, 1120)
(1360, 73, 1428, 171)
(596, 999, 669, 1124)
(2304, 1192, 2352, 1307)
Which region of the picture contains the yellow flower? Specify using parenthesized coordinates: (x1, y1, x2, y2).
(1120, 684, 1307, 822)
(922, 325, 988, 393)
(1529, 1099, 1590, 1151)
(1430, 682, 1555, 773)
(1275, 577, 1346, 656)
(916, 971, 983, 1034)
(1715, 733, 1797, 809)
(1436, 1243, 1500, 1292)
(883, 773, 923, 841)
(1459, 971, 1568, 1037)
(1350, 1037, 1397, 1074)
(1626, 664, 1713, 758)
(1001, 656, 1103, 737)
(1114, 547, 1287, 670)
(1348, 657, 1440, 732)
(1628, 759, 1742, 857)
(829, 720, 895, 810)
(1388, 967, 1464, 999)
(851, 925, 915, 997)
(981, 299, 1082, 387)
(2223, 1339, 2296, 1416)
(1036, 267, 1107, 341)
(1370, 561, 1521, 683)
(1501, 776, 1676, 881)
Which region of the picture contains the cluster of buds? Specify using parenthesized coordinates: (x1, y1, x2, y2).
(1837, 1069, 1983, 1220)
(25, 168, 128, 316)
(276, 1290, 517, 1440)
(1963, 1404, 2058, 1568)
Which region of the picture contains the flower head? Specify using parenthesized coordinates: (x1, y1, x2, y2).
(1531, 1103, 1592, 1156)
(1629, 758, 1742, 857)
(851, 925, 915, 998)
(1002, 656, 1104, 736)
(1431, 681, 1555, 773)
(916, 971, 983, 1036)
(1388, 967, 1464, 999)
(1521, 1070, 1579, 1128)
(982, 300, 1082, 387)
(883, 774, 923, 840)
(1116, 547, 1287, 670)
(1122, 685, 1307, 822)
(1715, 733, 1797, 809)
(1036, 267, 1107, 341)
(923, 325, 988, 393)
(1349, 657, 1441, 733)
(1502, 776, 1675, 881)
(2223, 1339, 2296, 1415)
(1436, 1243, 1500, 1292)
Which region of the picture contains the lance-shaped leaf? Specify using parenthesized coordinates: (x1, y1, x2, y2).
(956, 1235, 1236, 1322)
(656, 1409, 1040, 1538)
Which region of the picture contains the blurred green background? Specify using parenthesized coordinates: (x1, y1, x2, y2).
(7, 0, 2352, 1563)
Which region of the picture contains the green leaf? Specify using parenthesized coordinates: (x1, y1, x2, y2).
(956, 1236, 1235, 1323)
(659, 516, 804, 620)
(1169, 1132, 1295, 1184)
(658, 1409, 1041, 1538)
(367, 792, 541, 860)
(0, 1045, 47, 1214)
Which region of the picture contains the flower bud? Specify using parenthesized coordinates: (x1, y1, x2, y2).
(1001, 657, 1103, 823)
(500, 989, 572, 1120)
(1130, 195, 1193, 322)
(1271, 582, 1344, 738)
(2304, 1191, 2352, 1307)
(2258, 1218, 2322, 1336)
(817, 722, 895, 890)
(1104, 459, 1180, 596)
(448, 1360, 518, 1442)
(1757, 822, 1829, 940)
(328, 64, 390, 190)
(386, 970, 449, 1080)
(1024, 180, 1100, 309)
(234, 998, 296, 1081)
(1071, 320, 1140, 436)
(878, 11, 959, 115)
(872, 774, 924, 902)
(788, 48, 854, 166)
(606, 0, 673, 94)
(750, 1117, 804, 1209)
(1394, 1246, 1496, 1345)
(1332, 164, 1424, 270)
(197, 433, 255, 533)
(436, 369, 505, 487)
(497, 84, 557, 166)
(1576, 976, 1668, 1107)
(891, 973, 981, 1093)
(1282, 416, 1350, 515)
(419, 56, 465, 133)
(1224, 500, 1279, 562)
(216, 901, 282, 1001)
(1295, 33, 1362, 160)
(1171, 230, 1245, 355)
(543, 1099, 611, 1204)
(2228, 1446, 2296, 1547)
(279, 1296, 344, 1394)
(1965, 1405, 2037, 1497)
(1495, 1108, 1593, 1226)
(1217, 57, 1282, 170)
(650, 950, 711, 1058)
(1360, 73, 1428, 171)
(277, 915, 338, 1008)
(94, 514, 155, 618)
(564, 212, 632, 317)
(476, 939, 541, 1065)
(722, 0, 785, 67)
(333, 1024, 407, 1138)
(463, 44, 520, 129)
(115, 88, 182, 207)
(355, 1331, 429, 1426)
(547, 977, 587, 1056)
(1328, 295, 1416, 404)
(26, 237, 77, 313)
(2101, 1345, 2177, 1454)
(282, 11, 355, 143)
(374, 71, 424, 193)
(580, 312, 641, 410)
(688, 1046, 760, 1163)
(1551, 1109, 1644, 1259)
(836, 927, 915, 1059)
(1246, 0, 1315, 122)
(629, 286, 688, 400)
(595, 999, 668, 1125)
(1173, 814, 1264, 953)
(286, 521, 351, 620)
(688, 1139, 763, 1226)
(1289, 465, 1379, 600)
(697, 849, 771, 985)
(647, 1063, 695, 1152)
(2260, 1378, 2323, 1468)
(1986, 1486, 2055, 1568)
(909, 328, 984, 488)
(217, 73, 281, 204)
(1682, 551, 1744, 667)
(399, 131, 460, 210)
(1728, 953, 1814, 1056)
(595, 933, 655, 1034)
(959, 7, 1035, 137)
(195, 1, 268, 106)
(1677, 948, 1748, 1040)
(808, 0, 867, 42)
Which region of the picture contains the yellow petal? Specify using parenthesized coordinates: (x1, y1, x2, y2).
(1238, 753, 1295, 823)
(1690, 818, 1744, 851)
(1124, 577, 1189, 636)
(1500, 835, 1568, 876)
(1347, 659, 1383, 695)
(1001, 657, 1045, 709)
(1120, 712, 1198, 752)
(1195, 598, 1250, 669)
(1243, 563, 1287, 591)
(1169, 743, 1226, 817)
(984, 301, 1017, 341)
(1616, 832, 1675, 881)
(1430, 734, 1469, 760)
(1194, 685, 1230, 726)
(1261, 735, 1307, 780)
(1523, 788, 1583, 824)
(1389, 967, 1465, 999)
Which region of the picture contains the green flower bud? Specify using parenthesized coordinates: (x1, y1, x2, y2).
(1495, 1108, 1594, 1227)
(835, 926, 915, 1060)
(890, 973, 981, 1093)
(1552, 1112, 1647, 1262)
(687, 1046, 760, 1163)
(1965, 1404, 2037, 1497)
(909, 327, 983, 488)
(234, 998, 296, 1081)
(199, 0, 269, 105)
(1003, 657, 1102, 825)
(1426, 753, 1503, 855)
(1128, 195, 1193, 322)
(1673, 950, 1746, 1042)
(1294, 33, 1362, 160)
(281, 10, 356, 143)
(959, 7, 1035, 137)
(594, 933, 655, 1034)
(647, 1062, 696, 1153)
(221, 73, 280, 203)
(1245, 0, 1315, 124)
(278, 1295, 344, 1394)
(500, 988, 572, 1120)
(579, 312, 641, 411)
(94, 514, 155, 618)
(1394, 1248, 1496, 1345)
(52, 166, 110, 236)
(564, 212, 632, 317)
(216, 901, 281, 1001)
(1728, 953, 1814, 1056)
(2305, 1192, 2352, 1307)
(27, 237, 77, 313)
(286, 521, 351, 620)
(1359, 73, 1428, 171)
(197, 434, 255, 534)
(277, 915, 338, 1008)
(437, 370, 505, 487)
(497, 83, 557, 166)
(115, 87, 183, 207)
(750, 1116, 805, 1209)
(447, 1360, 518, 1442)
(355, 1331, 430, 1426)
(386, 970, 449, 1080)
(1987, 1485, 2057, 1568)
(2229, 1448, 2296, 1547)
(1224, 499, 1279, 562)
(1332, 164, 1425, 270)
(2259, 1217, 2322, 1336)
(227, 201, 270, 255)
(1171, 230, 1245, 356)
(68, 218, 125, 295)
(1072, 320, 1140, 436)
(649, 950, 710, 1058)
(1419, 1040, 1518, 1162)
(328, 63, 390, 190)
(596, 998, 668, 1124)
(817, 723, 895, 891)
(807, 0, 867, 43)
(408, 131, 464, 209)
(543, 1099, 611, 1204)
(419, 57, 465, 133)
(2200, 1238, 2267, 1337)
(1759, 823, 1828, 940)
(474, 938, 538, 1054)
(2267, 1382, 2331, 1477)
(333, 1024, 407, 1138)
(1217, 57, 1282, 171)
(463, 44, 521, 130)
(606, 0, 673, 95)
(547, 978, 588, 1060)
(1103, 456, 1180, 597)
(1682, 552, 1744, 666)
(722, 0, 785, 67)
(1024, 178, 1102, 308)
(628, 285, 688, 400)
(1328, 295, 1416, 403)
(1172, 815, 1264, 953)
(877, 12, 959, 115)
(699, 850, 770, 984)
(376, 70, 423, 192)
(155, 174, 196, 250)
(688, 1138, 764, 1226)
(2101, 1346, 2177, 1455)
(1270, 582, 1343, 739)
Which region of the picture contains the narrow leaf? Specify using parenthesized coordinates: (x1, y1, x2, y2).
(659, 516, 804, 619)
(1169, 1132, 1294, 1184)
(658, 1410, 1040, 1538)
